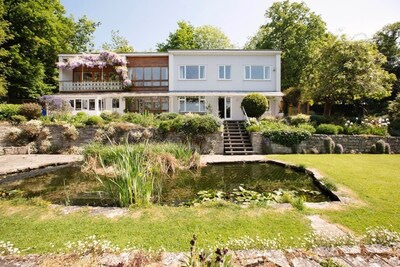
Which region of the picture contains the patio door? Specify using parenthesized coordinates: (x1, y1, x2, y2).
(218, 97, 231, 119)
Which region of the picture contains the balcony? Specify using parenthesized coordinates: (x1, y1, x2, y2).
(60, 81, 123, 92)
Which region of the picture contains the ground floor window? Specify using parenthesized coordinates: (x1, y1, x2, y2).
(112, 98, 120, 109)
(127, 96, 168, 113)
(68, 98, 96, 111)
(178, 96, 206, 113)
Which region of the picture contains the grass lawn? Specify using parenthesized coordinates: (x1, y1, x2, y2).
(0, 203, 310, 253)
(269, 154, 400, 234)
(1, 154, 399, 254)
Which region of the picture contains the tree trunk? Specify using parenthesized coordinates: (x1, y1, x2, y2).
(323, 102, 333, 116)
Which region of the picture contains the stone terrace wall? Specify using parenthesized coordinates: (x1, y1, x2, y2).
(259, 134, 400, 154)
(0, 123, 224, 155)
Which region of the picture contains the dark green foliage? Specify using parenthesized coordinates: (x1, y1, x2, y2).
(370, 144, 377, 154)
(10, 115, 27, 124)
(334, 144, 344, 154)
(384, 143, 391, 154)
(316, 124, 343, 135)
(376, 140, 386, 154)
(324, 137, 335, 154)
(19, 103, 42, 120)
(310, 115, 330, 125)
(388, 119, 400, 136)
(263, 128, 311, 148)
(0, 104, 20, 120)
(241, 93, 269, 118)
(172, 114, 221, 136)
(86, 115, 104, 126)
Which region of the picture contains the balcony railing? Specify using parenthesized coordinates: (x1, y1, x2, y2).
(60, 81, 123, 92)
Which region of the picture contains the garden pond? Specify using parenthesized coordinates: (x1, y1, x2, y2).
(0, 163, 334, 206)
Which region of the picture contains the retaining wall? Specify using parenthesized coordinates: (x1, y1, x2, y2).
(257, 133, 400, 154)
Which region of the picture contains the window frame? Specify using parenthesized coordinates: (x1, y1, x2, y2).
(178, 96, 206, 113)
(244, 65, 272, 81)
(218, 65, 232, 80)
(179, 65, 206, 80)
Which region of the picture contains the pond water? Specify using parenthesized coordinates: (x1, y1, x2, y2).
(0, 163, 331, 206)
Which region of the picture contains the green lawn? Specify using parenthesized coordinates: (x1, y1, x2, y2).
(1, 154, 399, 254)
(0, 204, 310, 253)
(269, 154, 400, 234)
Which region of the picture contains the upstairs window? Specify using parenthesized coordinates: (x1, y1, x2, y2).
(244, 66, 271, 80)
(218, 65, 231, 80)
(128, 67, 168, 87)
(179, 65, 206, 80)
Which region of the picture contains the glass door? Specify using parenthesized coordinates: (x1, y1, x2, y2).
(218, 97, 231, 119)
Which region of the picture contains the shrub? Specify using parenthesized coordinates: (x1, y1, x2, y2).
(334, 143, 344, 154)
(39, 95, 72, 116)
(62, 124, 79, 141)
(20, 120, 43, 141)
(324, 137, 335, 154)
(384, 143, 391, 154)
(241, 93, 269, 118)
(316, 124, 342, 135)
(389, 119, 400, 136)
(10, 115, 27, 124)
(370, 144, 377, 154)
(100, 110, 120, 122)
(86, 115, 104, 126)
(297, 123, 316, 134)
(156, 112, 179, 121)
(121, 112, 157, 127)
(0, 104, 20, 120)
(287, 114, 310, 126)
(71, 112, 88, 125)
(388, 93, 400, 121)
(263, 128, 311, 148)
(310, 115, 329, 125)
(165, 114, 221, 138)
(246, 124, 262, 132)
(19, 103, 42, 120)
(376, 139, 386, 154)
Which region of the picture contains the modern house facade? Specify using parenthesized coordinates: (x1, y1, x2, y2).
(56, 50, 283, 120)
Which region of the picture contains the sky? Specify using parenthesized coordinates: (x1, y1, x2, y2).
(60, 0, 400, 51)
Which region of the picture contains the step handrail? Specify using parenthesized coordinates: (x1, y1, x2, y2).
(241, 106, 250, 125)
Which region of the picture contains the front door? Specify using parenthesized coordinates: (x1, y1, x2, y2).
(218, 97, 231, 120)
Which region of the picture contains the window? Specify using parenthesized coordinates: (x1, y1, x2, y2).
(178, 96, 206, 112)
(89, 99, 95, 110)
(130, 96, 169, 113)
(112, 98, 120, 109)
(218, 65, 231, 80)
(98, 99, 104, 111)
(75, 99, 82, 110)
(128, 67, 168, 87)
(179, 65, 206, 80)
(244, 66, 271, 80)
(69, 100, 74, 108)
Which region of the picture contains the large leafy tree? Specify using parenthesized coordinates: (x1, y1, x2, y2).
(246, 0, 327, 90)
(373, 21, 400, 98)
(0, 0, 9, 98)
(0, 0, 98, 100)
(157, 21, 233, 51)
(102, 30, 134, 53)
(69, 15, 100, 53)
(301, 37, 396, 116)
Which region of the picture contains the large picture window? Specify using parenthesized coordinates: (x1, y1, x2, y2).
(128, 67, 168, 87)
(179, 65, 206, 80)
(244, 65, 271, 80)
(178, 96, 206, 112)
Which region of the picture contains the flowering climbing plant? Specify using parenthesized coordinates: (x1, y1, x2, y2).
(56, 51, 132, 87)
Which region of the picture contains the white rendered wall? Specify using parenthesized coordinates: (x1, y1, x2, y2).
(171, 55, 278, 92)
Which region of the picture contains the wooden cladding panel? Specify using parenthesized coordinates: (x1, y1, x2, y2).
(127, 56, 168, 67)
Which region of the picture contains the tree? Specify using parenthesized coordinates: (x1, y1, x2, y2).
(157, 21, 233, 51)
(300, 37, 396, 116)
(373, 22, 400, 98)
(69, 15, 100, 53)
(102, 30, 134, 53)
(246, 0, 327, 90)
(0, 0, 98, 100)
(241, 93, 269, 118)
(193, 25, 233, 49)
(0, 0, 9, 98)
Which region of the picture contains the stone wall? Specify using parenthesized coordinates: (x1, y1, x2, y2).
(0, 123, 224, 155)
(262, 134, 400, 154)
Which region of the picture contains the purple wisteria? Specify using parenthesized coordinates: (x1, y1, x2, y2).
(39, 95, 72, 114)
(56, 51, 130, 86)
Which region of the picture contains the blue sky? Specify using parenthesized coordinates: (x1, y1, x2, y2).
(60, 0, 400, 51)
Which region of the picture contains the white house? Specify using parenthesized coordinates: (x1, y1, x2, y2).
(55, 50, 283, 120)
